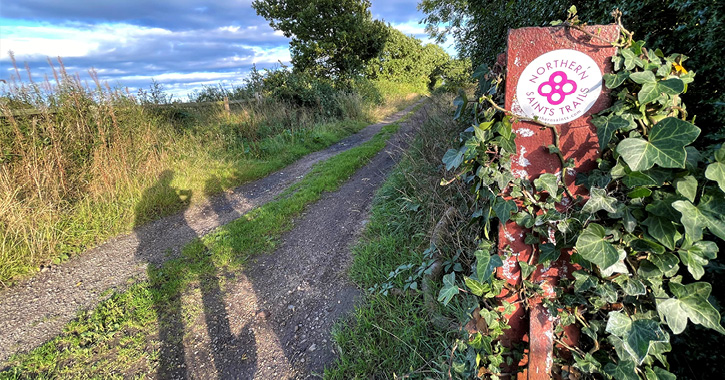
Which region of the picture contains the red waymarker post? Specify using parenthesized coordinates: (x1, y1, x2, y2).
(496, 25, 619, 379)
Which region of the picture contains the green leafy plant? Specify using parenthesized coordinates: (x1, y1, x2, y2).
(436, 11, 725, 379)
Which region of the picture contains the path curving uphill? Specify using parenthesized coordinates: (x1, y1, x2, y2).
(0, 99, 426, 368)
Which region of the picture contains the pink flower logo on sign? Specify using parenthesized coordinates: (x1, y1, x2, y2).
(516, 49, 602, 124)
(537, 71, 577, 105)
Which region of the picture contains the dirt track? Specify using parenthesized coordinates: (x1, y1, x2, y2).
(0, 99, 427, 378)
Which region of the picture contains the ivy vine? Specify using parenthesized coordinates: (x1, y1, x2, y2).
(438, 8, 725, 379)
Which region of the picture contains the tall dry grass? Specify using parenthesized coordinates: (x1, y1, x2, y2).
(0, 57, 421, 286)
(0, 57, 174, 285)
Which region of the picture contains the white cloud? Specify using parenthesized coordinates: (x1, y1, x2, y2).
(390, 21, 426, 36)
(1, 23, 173, 60)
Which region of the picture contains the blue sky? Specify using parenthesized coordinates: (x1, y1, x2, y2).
(0, 0, 451, 100)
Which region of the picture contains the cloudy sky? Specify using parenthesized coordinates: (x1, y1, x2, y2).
(0, 0, 450, 100)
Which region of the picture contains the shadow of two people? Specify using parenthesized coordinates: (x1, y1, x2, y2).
(133, 170, 256, 379)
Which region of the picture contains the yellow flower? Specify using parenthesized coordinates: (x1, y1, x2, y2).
(673, 62, 688, 74)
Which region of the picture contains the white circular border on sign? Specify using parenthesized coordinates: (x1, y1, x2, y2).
(515, 49, 602, 125)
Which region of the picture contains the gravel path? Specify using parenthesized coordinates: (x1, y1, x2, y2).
(0, 99, 425, 366)
(174, 102, 427, 379)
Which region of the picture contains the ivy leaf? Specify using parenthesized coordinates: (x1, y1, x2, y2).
(638, 82, 663, 104)
(629, 71, 656, 84)
(621, 277, 647, 296)
(627, 187, 652, 199)
(674, 175, 698, 202)
(492, 197, 517, 224)
(685, 146, 701, 171)
(475, 250, 502, 283)
(716, 145, 725, 162)
(621, 48, 644, 70)
(679, 241, 718, 280)
(496, 134, 517, 154)
(646, 367, 676, 380)
(623, 168, 670, 187)
(646, 197, 682, 221)
(612, 55, 624, 71)
(705, 162, 725, 193)
(442, 147, 465, 171)
(474, 121, 494, 143)
(576, 223, 619, 269)
(689, 240, 719, 259)
(606, 313, 667, 364)
(630, 238, 665, 255)
(573, 271, 597, 292)
(464, 276, 486, 297)
(608, 335, 633, 365)
(606, 311, 632, 336)
(582, 188, 618, 214)
(623, 209, 637, 233)
(518, 261, 536, 280)
(634, 76, 685, 104)
(534, 173, 558, 196)
(604, 360, 638, 380)
(679, 250, 708, 280)
(437, 272, 459, 306)
(617, 117, 700, 172)
(453, 90, 468, 120)
(642, 216, 678, 250)
(604, 71, 629, 89)
(573, 353, 601, 374)
(601, 249, 628, 277)
(672, 200, 725, 241)
(593, 115, 634, 151)
(538, 243, 560, 265)
(657, 282, 725, 334)
(626, 319, 667, 364)
(659, 78, 685, 95)
(649, 252, 680, 277)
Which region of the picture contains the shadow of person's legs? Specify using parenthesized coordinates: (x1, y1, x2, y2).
(134, 170, 194, 378)
(199, 176, 257, 379)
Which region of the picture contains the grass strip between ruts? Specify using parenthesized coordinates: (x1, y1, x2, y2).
(0, 112, 414, 379)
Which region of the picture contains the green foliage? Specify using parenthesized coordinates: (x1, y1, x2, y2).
(2, 111, 409, 378)
(420, 0, 725, 138)
(436, 23, 725, 378)
(252, 0, 388, 80)
(364, 26, 469, 91)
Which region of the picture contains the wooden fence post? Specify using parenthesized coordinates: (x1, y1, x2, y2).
(497, 25, 619, 379)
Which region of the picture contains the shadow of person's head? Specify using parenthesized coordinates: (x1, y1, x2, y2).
(134, 170, 192, 228)
(204, 175, 223, 198)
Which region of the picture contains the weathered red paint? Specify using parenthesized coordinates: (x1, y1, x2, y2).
(496, 25, 619, 379)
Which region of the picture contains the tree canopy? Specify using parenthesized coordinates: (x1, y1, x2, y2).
(252, 0, 388, 80)
(364, 26, 470, 90)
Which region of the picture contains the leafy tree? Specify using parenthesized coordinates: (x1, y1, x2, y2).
(364, 26, 469, 90)
(365, 27, 448, 86)
(252, 0, 389, 80)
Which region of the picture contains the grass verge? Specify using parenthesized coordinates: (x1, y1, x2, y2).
(324, 94, 473, 379)
(0, 106, 415, 379)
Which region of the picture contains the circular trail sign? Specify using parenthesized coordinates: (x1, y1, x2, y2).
(515, 49, 603, 125)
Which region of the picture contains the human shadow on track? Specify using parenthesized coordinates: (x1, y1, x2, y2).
(135, 171, 261, 379)
(197, 176, 259, 379)
(134, 170, 194, 379)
